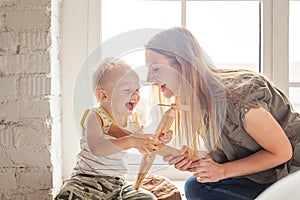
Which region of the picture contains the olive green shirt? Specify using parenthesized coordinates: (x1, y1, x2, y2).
(211, 72, 300, 184)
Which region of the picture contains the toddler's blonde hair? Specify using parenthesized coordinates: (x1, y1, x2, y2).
(92, 57, 131, 97)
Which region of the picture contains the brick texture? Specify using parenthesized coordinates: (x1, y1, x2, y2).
(6, 11, 50, 30)
(0, 172, 17, 190)
(0, 77, 17, 96)
(0, 0, 53, 198)
(0, 53, 50, 74)
(19, 76, 51, 97)
(19, 0, 51, 8)
(0, 12, 5, 32)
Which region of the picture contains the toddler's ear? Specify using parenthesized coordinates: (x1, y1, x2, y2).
(97, 89, 108, 100)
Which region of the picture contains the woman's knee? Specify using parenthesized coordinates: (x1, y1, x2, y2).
(185, 176, 199, 189)
(184, 176, 202, 198)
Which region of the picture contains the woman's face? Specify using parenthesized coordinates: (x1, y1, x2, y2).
(146, 50, 181, 98)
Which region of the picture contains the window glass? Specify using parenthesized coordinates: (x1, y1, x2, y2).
(289, 1, 300, 82)
(187, 1, 260, 71)
(102, 0, 180, 42)
(101, 0, 181, 133)
(289, 1, 300, 113)
(102, 0, 181, 168)
(289, 88, 300, 113)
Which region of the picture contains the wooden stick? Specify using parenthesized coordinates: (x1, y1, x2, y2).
(134, 107, 176, 190)
(155, 143, 206, 161)
(134, 105, 207, 190)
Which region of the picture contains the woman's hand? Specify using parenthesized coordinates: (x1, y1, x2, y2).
(163, 145, 193, 171)
(188, 158, 226, 183)
(158, 130, 173, 144)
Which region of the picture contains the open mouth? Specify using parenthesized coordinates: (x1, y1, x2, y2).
(125, 101, 135, 111)
(160, 84, 167, 92)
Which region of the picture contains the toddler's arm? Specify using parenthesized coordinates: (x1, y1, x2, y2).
(85, 110, 158, 157)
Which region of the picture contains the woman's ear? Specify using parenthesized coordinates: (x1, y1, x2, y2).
(96, 89, 108, 100)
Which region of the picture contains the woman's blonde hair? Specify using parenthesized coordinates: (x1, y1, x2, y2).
(146, 27, 272, 155)
(146, 27, 228, 154)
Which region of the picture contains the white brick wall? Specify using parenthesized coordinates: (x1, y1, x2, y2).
(0, 12, 5, 32)
(0, 0, 53, 199)
(6, 12, 50, 30)
(0, 53, 50, 74)
(0, 77, 17, 96)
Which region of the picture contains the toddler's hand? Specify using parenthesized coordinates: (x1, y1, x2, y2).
(158, 130, 173, 144)
(131, 132, 159, 154)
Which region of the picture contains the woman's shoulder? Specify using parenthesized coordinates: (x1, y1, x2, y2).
(222, 69, 272, 127)
(218, 69, 268, 86)
(220, 69, 273, 106)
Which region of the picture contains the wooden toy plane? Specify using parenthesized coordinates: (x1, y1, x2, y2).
(134, 104, 205, 190)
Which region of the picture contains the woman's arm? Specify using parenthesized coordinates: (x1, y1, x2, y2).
(221, 107, 292, 178)
(188, 107, 293, 182)
(85, 111, 159, 157)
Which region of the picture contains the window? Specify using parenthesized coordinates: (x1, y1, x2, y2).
(100, 0, 262, 180)
(103, 0, 261, 72)
(187, 1, 260, 71)
(102, 0, 182, 179)
(289, 1, 300, 112)
(102, 0, 181, 42)
(61, 0, 296, 183)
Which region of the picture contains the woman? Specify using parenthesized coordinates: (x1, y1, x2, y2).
(145, 27, 300, 200)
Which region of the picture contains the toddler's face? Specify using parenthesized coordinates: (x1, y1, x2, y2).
(110, 70, 140, 117)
